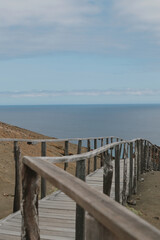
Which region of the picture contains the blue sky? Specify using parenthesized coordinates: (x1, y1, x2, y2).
(0, 0, 160, 105)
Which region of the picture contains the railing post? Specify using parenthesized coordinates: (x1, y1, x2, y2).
(87, 139, 91, 175)
(140, 140, 144, 174)
(103, 151, 113, 196)
(41, 142, 46, 199)
(137, 140, 140, 181)
(129, 142, 133, 198)
(101, 138, 104, 167)
(22, 164, 40, 240)
(64, 140, 69, 171)
(122, 144, 127, 205)
(110, 137, 113, 160)
(133, 141, 138, 194)
(158, 150, 160, 171)
(115, 145, 120, 203)
(153, 145, 156, 170)
(13, 141, 21, 212)
(94, 139, 97, 171)
(76, 158, 86, 240)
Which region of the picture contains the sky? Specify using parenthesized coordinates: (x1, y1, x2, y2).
(1, 0, 160, 105)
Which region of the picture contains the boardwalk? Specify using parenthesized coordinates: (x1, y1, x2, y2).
(0, 160, 130, 240)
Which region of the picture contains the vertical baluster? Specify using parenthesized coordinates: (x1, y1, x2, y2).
(153, 146, 156, 170)
(64, 141, 69, 171)
(13, 141, 21, 212)
(140, 140, 144, 174)
(94, 139, 97, 171)
(137, 140, 140, 181)
(158, 150, 160, 171)
(133, 141, 138, 194)
(110, 137, 113, 160)
(75, 158, 86, 240)
(101, 138, 104, 167)
(122, 143, 127, 205)
(76, 140, 82, 177)
(115, 145, 120, 203)
(103, 151, 113, 196)
(129, 142, 133, 199)
(87, 139, 91, 175)
(41, 142, 46, 199)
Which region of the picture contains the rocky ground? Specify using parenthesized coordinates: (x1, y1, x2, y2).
(129, 171, 160, 230)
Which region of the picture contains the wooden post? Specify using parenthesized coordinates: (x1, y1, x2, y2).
(144, 140, 147, 171)
(129, 142, 133, 198)
(41, 142, 46, 199)
(140, 140, 144, 174)
(76, 159, 86, 240)
(103, 151, 113, 196)
(76, 140, 82, 177)
(101, 138, 104, 167)
(115, 145, 120, 203)
(21, 164, 40, 240)
(87, 139, 91, 175)
(94, 139, 97, 171)
(13, 141, 21, 213)
(133, 141, 137, 194)
(153, 146, 156, 170)
(136, 140, 140, 180)
(64, 141, 69, 171)
(146, 142, 150, 170)
(122, 144, 127, 205)
(110, 137, 113, 160)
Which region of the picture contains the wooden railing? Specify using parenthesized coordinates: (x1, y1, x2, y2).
(21, 138, 160, 240)
(0, 136, 121, 212)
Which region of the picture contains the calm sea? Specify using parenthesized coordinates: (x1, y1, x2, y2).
(0, 104, 160, 145)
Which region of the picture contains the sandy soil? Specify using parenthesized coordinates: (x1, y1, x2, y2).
(129, 171, 160, 230)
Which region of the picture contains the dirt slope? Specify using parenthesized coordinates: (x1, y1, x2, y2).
(0, 121, 80, 219)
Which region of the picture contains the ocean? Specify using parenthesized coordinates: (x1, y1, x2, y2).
(0, 104, 160, 145)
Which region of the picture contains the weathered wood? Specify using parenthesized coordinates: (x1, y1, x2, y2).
(13, 141, 21, 213)
(110, 137, 113, 160)
(87, 140, 91, 175)
(122, 144, 127, 205)
(136, 140, 140, 180)
(94, 139, 97, 171)
(115, 145, 120, 203)
(129, 142, 133, 198)
(64, 141, 69, 171)
(158, 151, 160, 171)
(21, 163, 40, 240)
(41, 142, 46, 199)
(75, 158, 86, 240)
(23, 156, 160, 240)
(133, 141, 137, 194)
(85, 213, 118, 240)
(103, 151, 113, 196)
(101, 138, 104, 166)
(140, 140, 144, 174)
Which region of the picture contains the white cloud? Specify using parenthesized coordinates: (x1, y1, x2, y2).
(114, 0, 160, 33)
(0, 89, 159, 98)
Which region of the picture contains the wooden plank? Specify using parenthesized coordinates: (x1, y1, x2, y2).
(85, 213, 118, 240)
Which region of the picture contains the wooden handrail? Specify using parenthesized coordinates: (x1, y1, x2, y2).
(22, 156, 160, 240)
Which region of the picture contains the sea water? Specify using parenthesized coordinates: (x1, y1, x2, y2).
(0, 104, 160, 145)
